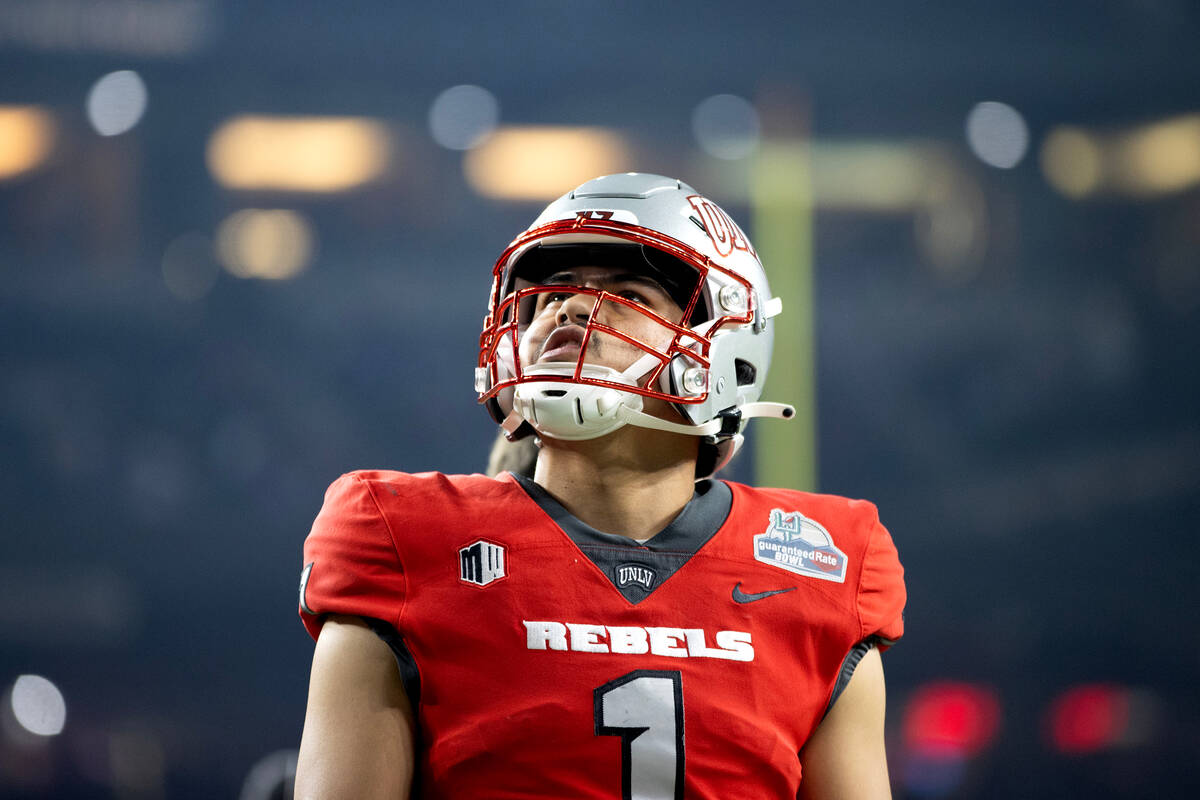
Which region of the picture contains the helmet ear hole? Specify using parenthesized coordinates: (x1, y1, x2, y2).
(735, 358, 756, 386)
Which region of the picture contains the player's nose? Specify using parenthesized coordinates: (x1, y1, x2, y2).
(556, 291, 594, 325)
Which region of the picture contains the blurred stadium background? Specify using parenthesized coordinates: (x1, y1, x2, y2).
(2, 1, 1199, 797)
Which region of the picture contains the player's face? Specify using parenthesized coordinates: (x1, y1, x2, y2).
(517, 266, 686, 377)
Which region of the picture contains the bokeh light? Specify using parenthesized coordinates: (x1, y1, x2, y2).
(9, 675, 66, 737)
(1048, 683, 1128, 754)
(1040, 115, 1200, 199)
(428, 84, 499, 150)
(902, 682, 1002, 759)
(0, 106, 56, 179)
(1041, 126, 1104, 197)
(1046, 683, 1162, 754)
(464, 126, 631, 200)
(692, 94, 761, 160)
(1114, 113, 1200, 196)
(216, 209, 315, 280)
(207, 116, 391, 192)
(965, 101, 1028, 169)
(86, 70, 148, 137)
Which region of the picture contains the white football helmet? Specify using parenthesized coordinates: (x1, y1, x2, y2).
(476, 173, 793, 477)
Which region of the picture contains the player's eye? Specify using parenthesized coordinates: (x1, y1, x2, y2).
(532, 288, 574, 314)
(617, 289, 650, 305)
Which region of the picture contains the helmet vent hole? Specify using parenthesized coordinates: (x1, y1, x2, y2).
(542, 389, 567, 397)
(735, 359, 756, 386)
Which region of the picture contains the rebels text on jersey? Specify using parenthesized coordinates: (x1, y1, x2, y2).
(300, 470, 905, 799)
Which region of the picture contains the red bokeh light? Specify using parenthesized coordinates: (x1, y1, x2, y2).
(902, 682, 1002, 759)
(1047, 683, 1130, 754)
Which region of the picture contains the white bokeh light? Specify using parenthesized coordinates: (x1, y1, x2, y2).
(692, 94, 761, 160)
(428, 85, 499, 150)
(966, 101, 1029, 169)
(10, 675, 66, 736)
(86, 70, 148, 136)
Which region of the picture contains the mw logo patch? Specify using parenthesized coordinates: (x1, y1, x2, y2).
(460, 540, 506, 586)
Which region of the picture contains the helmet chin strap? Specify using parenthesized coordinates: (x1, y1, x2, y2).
(616, 400, 795, 437)
(503, 351, 794, 441)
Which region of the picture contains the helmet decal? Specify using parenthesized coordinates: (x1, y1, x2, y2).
(687, 195, 757, 259)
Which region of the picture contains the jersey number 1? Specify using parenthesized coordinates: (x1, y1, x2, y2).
(593, 670, 684, 800)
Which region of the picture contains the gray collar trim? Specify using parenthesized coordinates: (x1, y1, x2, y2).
(510, 472, 732, 603)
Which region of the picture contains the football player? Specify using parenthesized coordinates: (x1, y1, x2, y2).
(296, 174, 906, 799)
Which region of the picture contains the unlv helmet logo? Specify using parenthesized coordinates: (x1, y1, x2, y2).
(574, 210, 615, 223)
(687, 195, 756, 258)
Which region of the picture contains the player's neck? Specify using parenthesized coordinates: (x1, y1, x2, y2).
(532, 427, 698, 541)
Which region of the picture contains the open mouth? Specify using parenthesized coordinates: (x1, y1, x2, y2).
(538, 325, 587, 361)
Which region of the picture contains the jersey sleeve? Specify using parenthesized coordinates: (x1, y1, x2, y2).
(856, 510, 906, 649)
(299, 472, 405, 641)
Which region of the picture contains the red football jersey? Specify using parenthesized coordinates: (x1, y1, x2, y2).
(300, 470, 905, 799)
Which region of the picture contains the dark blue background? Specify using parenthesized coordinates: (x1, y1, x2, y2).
(2, 2, 1198, 797)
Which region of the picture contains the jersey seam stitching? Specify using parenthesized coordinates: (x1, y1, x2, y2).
(854, 505, 880, 642)
(353, 473, 409, 632)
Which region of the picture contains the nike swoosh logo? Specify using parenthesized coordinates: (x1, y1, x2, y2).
(732, 582, 796, 604)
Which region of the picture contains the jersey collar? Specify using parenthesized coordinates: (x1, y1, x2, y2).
(508, 473, 732, 604)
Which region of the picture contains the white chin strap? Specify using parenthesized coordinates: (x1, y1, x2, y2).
(618, 400, 795, 436)
(503, 354, 794, 442)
